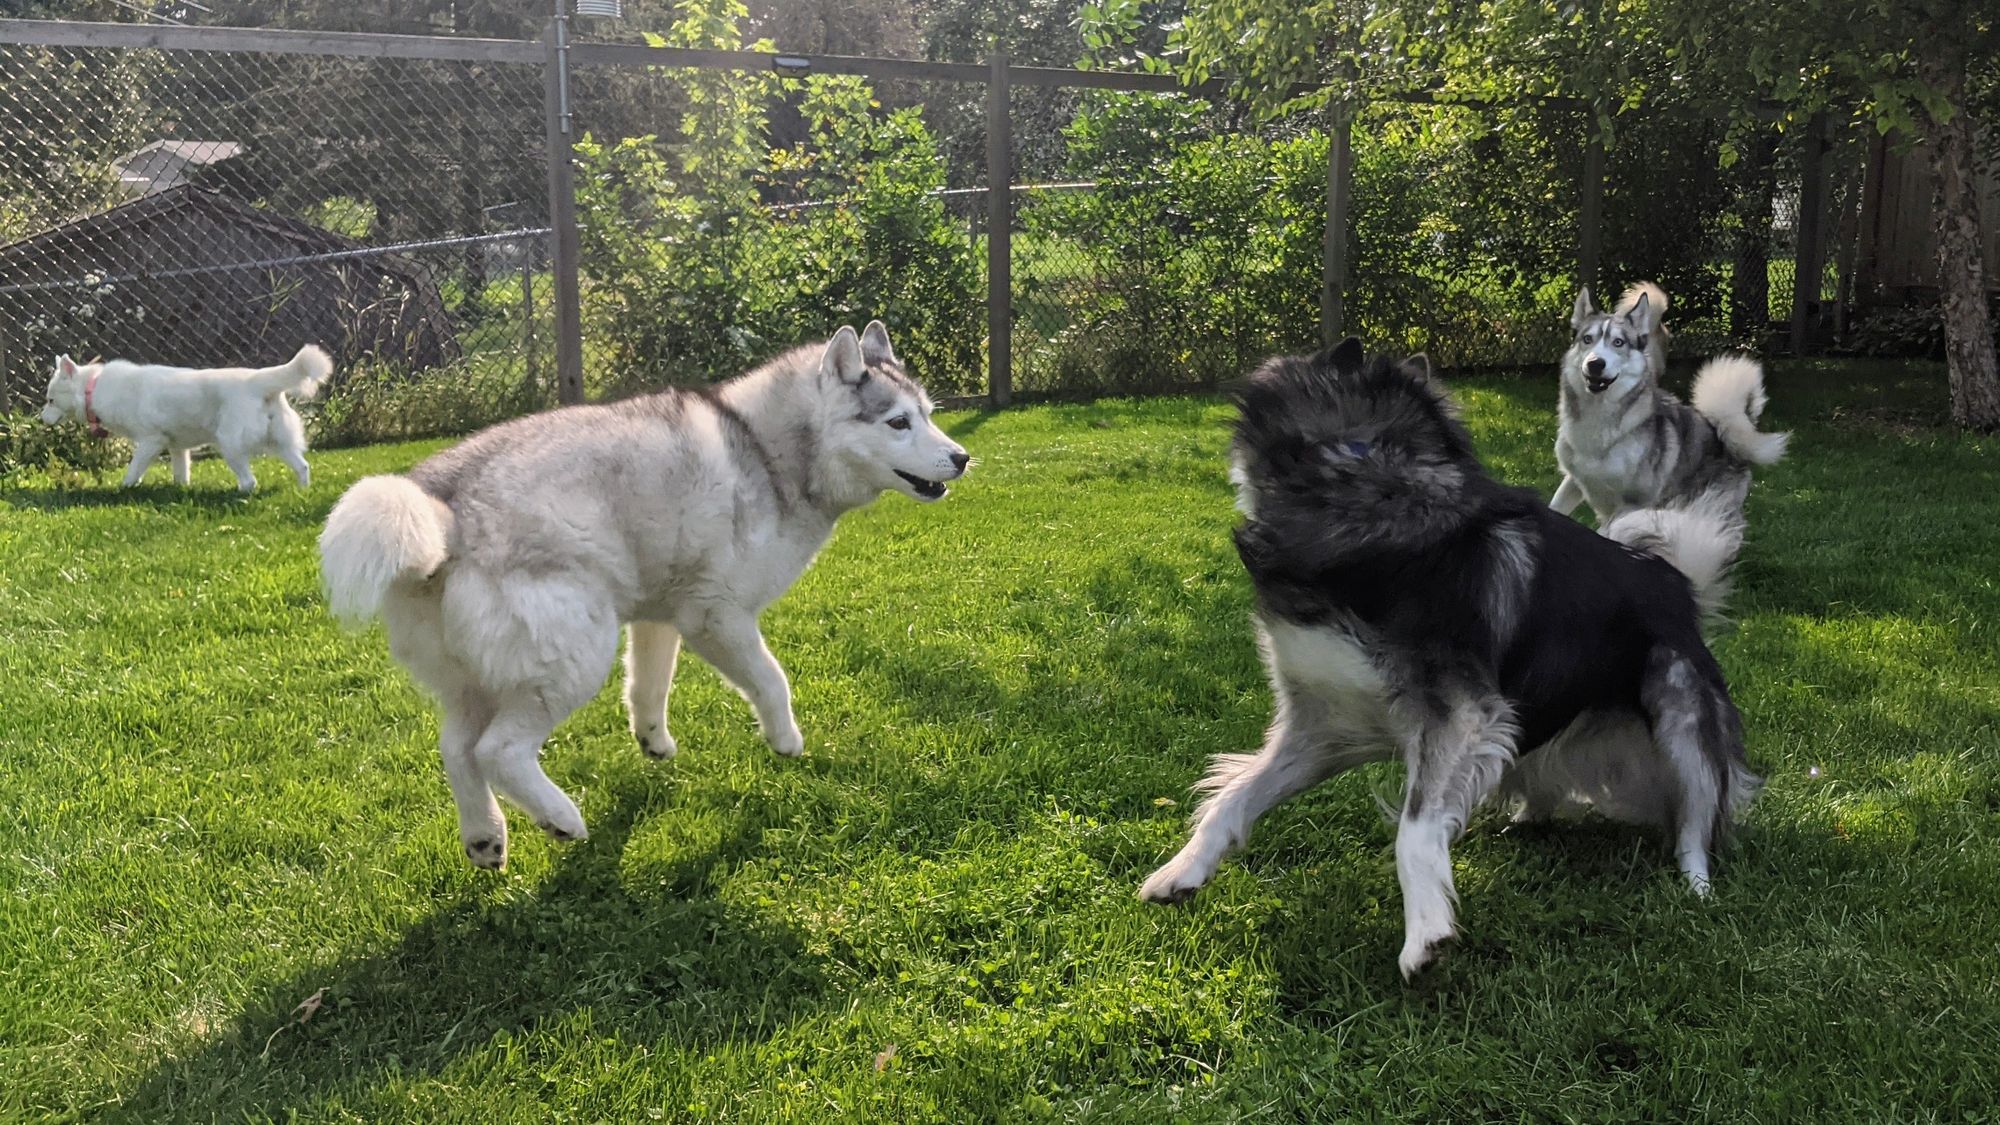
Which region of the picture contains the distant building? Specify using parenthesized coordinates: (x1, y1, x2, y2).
(0, 186, 459, 397)
(113, 139, 244, 196)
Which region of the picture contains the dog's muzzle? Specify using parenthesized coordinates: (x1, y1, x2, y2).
(1584, 357, 1613, 394)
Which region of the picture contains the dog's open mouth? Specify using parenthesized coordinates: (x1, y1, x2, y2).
(895, 470, 948, 501)
(1586, 374, 1615, 394)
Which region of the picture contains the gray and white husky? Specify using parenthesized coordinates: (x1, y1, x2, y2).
(1141, 340, 1759, 977)
(1551, 283, 1789, 522)
(319, 322, 968, 868)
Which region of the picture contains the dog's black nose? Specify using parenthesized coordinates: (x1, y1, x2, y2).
(950, 452, 969, 473)
(1585, 356, 1606, 376)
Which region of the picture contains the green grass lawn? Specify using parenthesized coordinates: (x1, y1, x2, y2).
(3, 360, 1997, 1121)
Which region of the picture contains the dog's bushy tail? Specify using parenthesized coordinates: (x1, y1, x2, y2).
(1602, 490, 1744, 627)
(249, 344, 333, 401)
(319, 475, 451, 627)
(1691, 355, 1788, 466)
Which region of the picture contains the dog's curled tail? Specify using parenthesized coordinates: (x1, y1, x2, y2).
(1691, 355, 1788, 466)
(1602, 490, 1744, 627)
(319, 475, 451, 627)
(250, 344, 334, 401)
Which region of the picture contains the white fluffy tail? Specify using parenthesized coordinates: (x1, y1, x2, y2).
(1602, 491, 1745, 626)
(319, 475, 451, 626)
(1691, 355, 1788, 465)
(250, 344, 333, 400)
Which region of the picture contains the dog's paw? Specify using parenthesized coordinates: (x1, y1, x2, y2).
(634, 725, 678, 761)
(535, 814, 588, 843)
(1138, 855, 1213, 904)
(1397, 926, 1455, 979)
(766, 722, 805, 758)
(464, 837, 507, 870)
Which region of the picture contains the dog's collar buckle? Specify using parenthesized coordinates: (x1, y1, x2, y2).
(83, 370, 107, 438)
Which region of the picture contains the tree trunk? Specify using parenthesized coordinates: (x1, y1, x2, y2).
(1919, 58, 2000, 431)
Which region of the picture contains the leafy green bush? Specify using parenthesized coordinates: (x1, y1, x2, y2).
(1016, 94, 1590, 389)
(573, 6, 981, 398)
(0, 412, 122, 478)
(306, 356, 548, 449)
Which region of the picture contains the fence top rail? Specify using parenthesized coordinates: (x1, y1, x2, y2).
(0, 17, 542, 63)
(0, 17, 1602, 109)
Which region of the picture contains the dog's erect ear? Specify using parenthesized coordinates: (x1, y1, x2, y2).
(1571, 288, 1595, 330)
(54, 354, 76, 378)
(859, 320, 897, 368)
(1327, 336, 1365, 372)
(1399, 353, 1433, 382)
(1625, 290, 1651, 329)
(820, 326, 868, 386)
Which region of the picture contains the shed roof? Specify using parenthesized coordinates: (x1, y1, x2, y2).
(0, 186, 429, 285)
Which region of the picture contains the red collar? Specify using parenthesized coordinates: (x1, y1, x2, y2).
(83, 370, 107, 438)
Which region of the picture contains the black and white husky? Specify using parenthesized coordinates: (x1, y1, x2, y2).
(320, 322, 969, 869)
(1551, 283, 1788, 522)
(1141, 339, 1761, 976)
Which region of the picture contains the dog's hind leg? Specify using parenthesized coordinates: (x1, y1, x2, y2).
(1140, 689, 1372, 904)
(473, 705, 588, 844)
(439, 690, 506, 868)
(1393, 687, 1517, 977)
(1640, 647, 1746, 895)
(683, 613, 804, 758)
(218, 444, 257, 493)
(278, 445, 311, 489)
(273, 419, 312, 488)
(170, 448, 191, 486)
(624, 621, 682, 760)
(121, 436, 166, 487)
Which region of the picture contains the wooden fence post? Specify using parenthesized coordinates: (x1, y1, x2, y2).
(986, 49, 1012, 407)
(1791, 110, 1829, 357)
(543, 11, 584, 405)
(1320, 102, 1354, 346)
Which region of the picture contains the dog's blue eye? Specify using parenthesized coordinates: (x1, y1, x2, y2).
(1612, 337, 1626, 348)
(887, 416, 911, 431)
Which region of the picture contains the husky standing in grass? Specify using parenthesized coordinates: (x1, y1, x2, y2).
(319, 322, 969, 868)
(1551, 283, 1789, 522)
(38, 346, 330, 492)
(1140, 339, 1760, 977)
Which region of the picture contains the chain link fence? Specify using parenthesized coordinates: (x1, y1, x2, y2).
(0, 36, 553, 444)
(1, 15, 1846, 466)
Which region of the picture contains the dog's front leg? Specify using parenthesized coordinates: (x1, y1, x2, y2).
(1549, 475, 1584, 515)
(1393, 688, 1516, 977)
(684, 613, 804, 757)
(121, 436, 166, 487)
(1139, 689, 1356, 904)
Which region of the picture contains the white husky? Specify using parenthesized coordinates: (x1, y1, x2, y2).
(319, 322, 969, 868)
(38, 346, 331, 492)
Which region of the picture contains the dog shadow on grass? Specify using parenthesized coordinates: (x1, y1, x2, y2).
(1, 480, 320, 516)
(113, 783, 834, 1120)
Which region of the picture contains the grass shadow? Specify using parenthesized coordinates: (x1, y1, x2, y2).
(111, 780, 831, 1120)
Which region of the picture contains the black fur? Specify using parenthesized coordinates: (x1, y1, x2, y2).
(1231, 341, 1754, 830)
